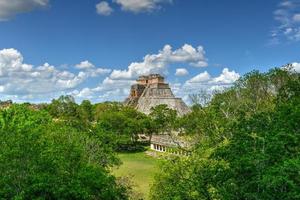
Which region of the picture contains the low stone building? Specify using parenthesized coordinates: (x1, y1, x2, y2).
(124, 74, 190, 116)
(0, 100, 13, 109)
(150, 135, 190, 155)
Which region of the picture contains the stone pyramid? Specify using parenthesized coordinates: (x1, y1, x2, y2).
(124, 74, 190, 116)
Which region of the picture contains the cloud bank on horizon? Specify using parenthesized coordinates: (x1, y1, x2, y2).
(1, 44, 298, 103)
(0, 44, 241, 103)
(0, 48, 111, 102)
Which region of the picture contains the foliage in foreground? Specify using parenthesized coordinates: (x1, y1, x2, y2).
(0, 105, 128, 199)
(150, 68, 300, 200)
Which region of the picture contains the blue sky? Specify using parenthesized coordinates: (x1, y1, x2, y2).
(0, 0, 299, 103)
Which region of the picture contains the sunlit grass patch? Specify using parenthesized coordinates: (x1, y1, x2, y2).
(112, 152, 160, 199)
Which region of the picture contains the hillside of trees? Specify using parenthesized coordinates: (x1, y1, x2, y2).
(150, 67, 300, 200)
(0, 66, 299, 199)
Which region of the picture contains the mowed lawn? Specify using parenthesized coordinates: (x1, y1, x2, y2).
(113, 152, 160, 199)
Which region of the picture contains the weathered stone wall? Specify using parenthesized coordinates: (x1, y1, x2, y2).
(136, 97, 190, 116)
(142, 87, 174, 98)
(130, 84, 145, 98)
(124, 74, 191, 116)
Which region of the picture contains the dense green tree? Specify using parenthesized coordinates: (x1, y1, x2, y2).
(150, 68, 300, 200)
(211, 73, 300, 200)
(46, 95, 80, 122)
(94, 102, 122, 121)
(96, 105, 149, 151)
(149, 104, 177, 135)
(79, 99, 94, 126)
(0, 105, 129, 199)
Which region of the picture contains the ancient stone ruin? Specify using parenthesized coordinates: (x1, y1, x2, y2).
(124, 74, 190, 116)
(0, 100, 13, 109)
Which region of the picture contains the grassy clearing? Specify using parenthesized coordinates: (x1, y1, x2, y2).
(112, 151, 160, 199)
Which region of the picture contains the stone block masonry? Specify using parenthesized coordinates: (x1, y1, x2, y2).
(124, 74, 191, 116)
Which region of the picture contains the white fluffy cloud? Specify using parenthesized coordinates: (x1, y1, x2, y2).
(110, 44, 207, 80)
(113, 0, 172, 13)
(281, 62, 300, 73)
(72, 77, 134, 102)
(181, 68, 240, 102)
(184, 68, 240, 92)
(71, 88, 95, 99)
(97, 0, 173, 16)
(187, 71, 211, 83)
(0, 0, 49, 21)
(75, 60, 95, 69)
(96, 1, 114, 16)
(211, 68, 240, 84)
(290, 62, 300, 72)
(169, 68, 240, 105)
(75, 60, 111, 77)
(0, 48, 110, 101)
(271, 0, 300, 43)
(175, 68, 189, 76)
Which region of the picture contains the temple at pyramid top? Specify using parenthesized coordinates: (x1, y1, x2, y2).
(124, 74, 191, 116)
(137, 74, 164, 85)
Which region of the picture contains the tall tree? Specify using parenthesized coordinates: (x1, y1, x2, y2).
(79, 99, 94, 122)
(149, 104, 177, 135)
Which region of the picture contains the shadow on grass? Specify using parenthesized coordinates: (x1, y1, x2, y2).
(115, 141, 150, 153)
